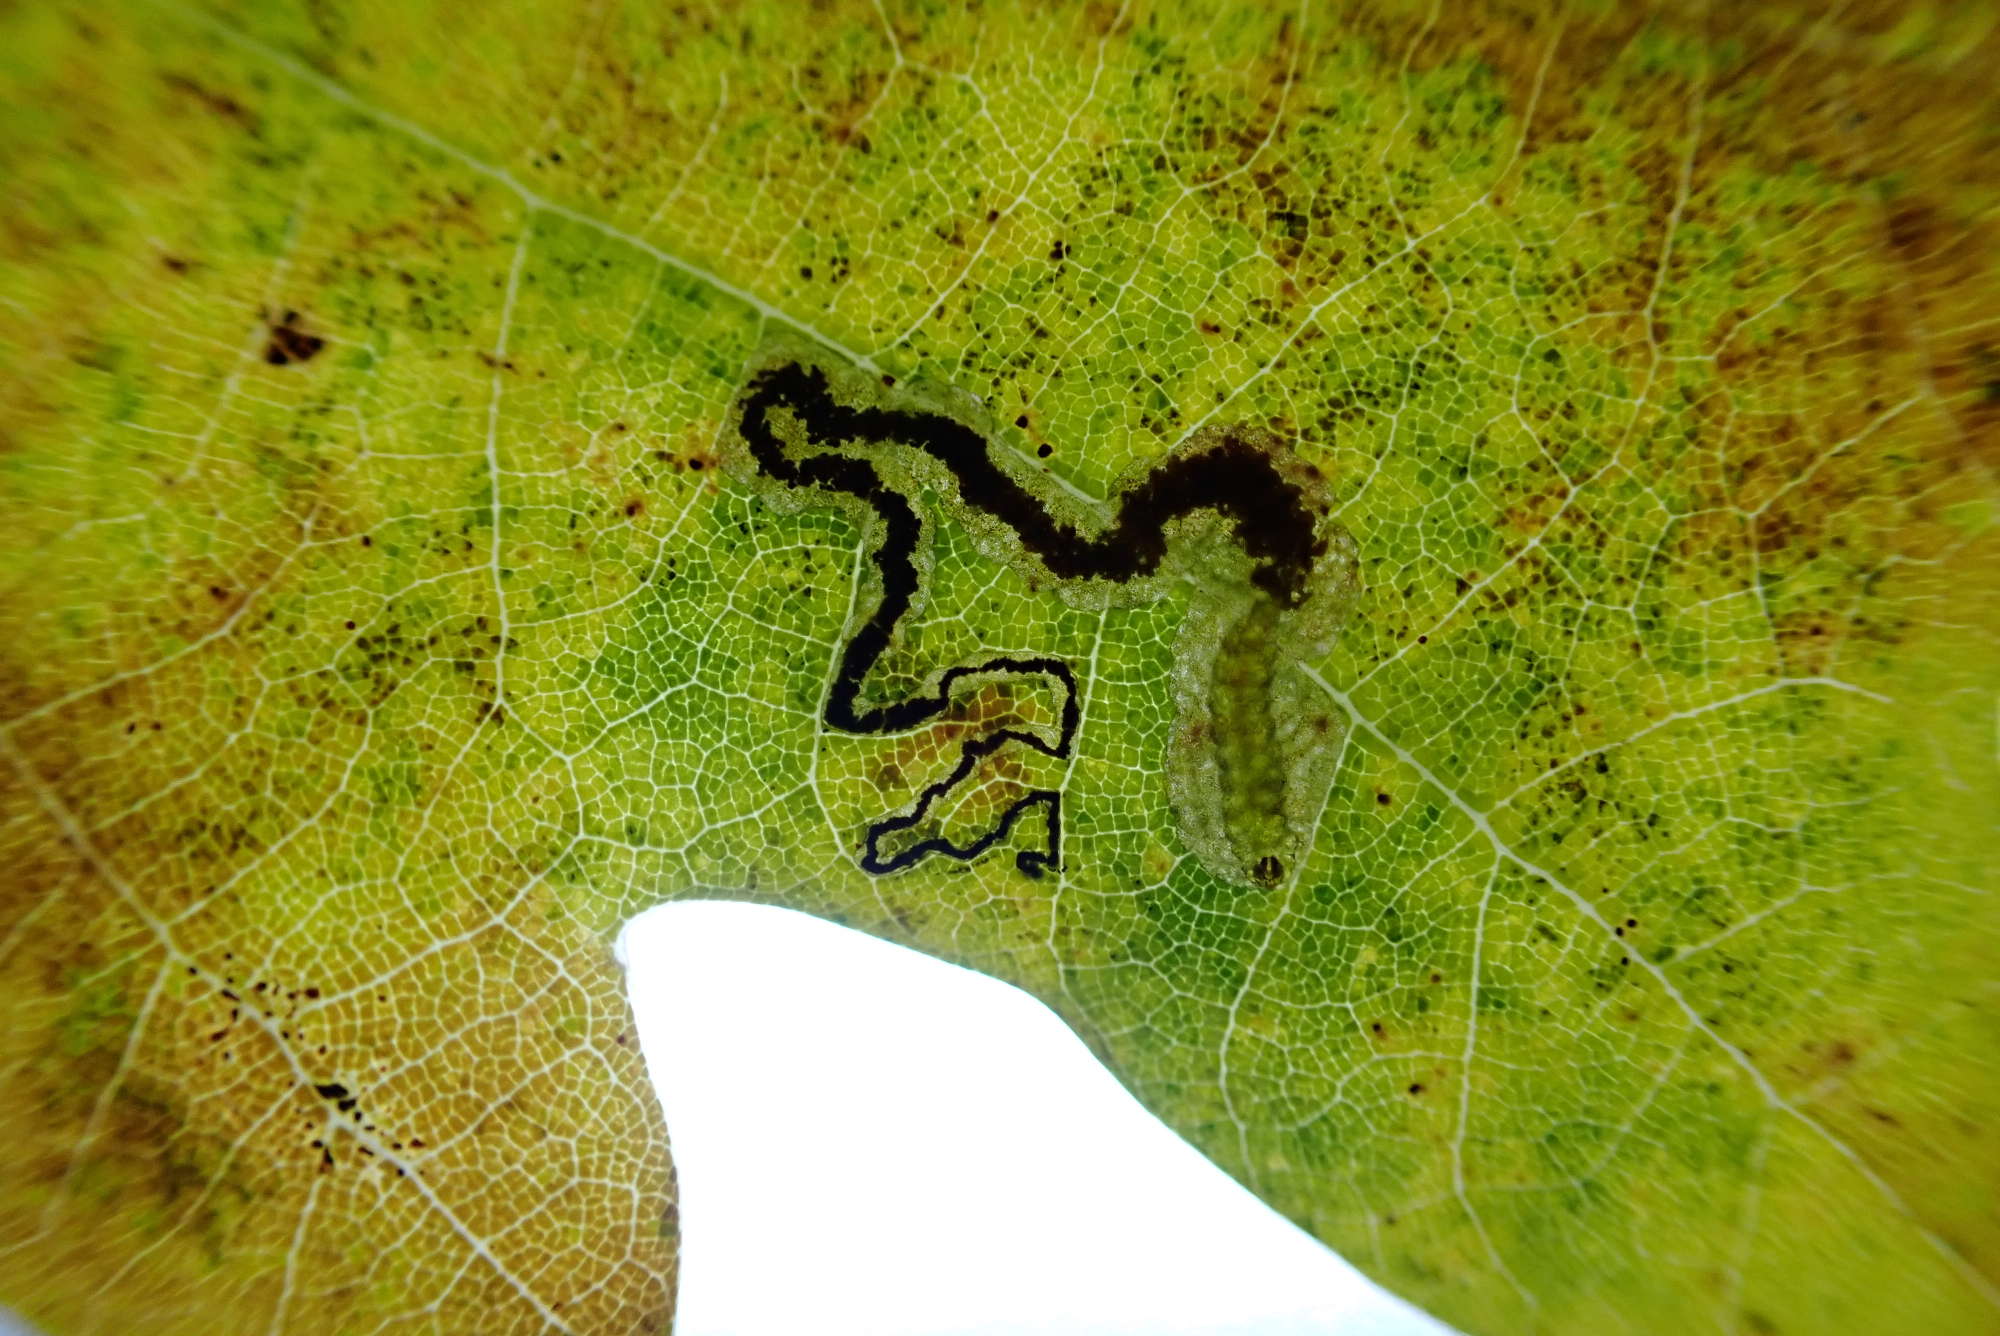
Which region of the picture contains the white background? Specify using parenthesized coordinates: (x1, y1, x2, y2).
(2, 901, 1451, 1335)
(621, 900, 1448, 1336)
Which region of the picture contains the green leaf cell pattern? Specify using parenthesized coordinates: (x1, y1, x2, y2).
(0, 2, 1995, 1335)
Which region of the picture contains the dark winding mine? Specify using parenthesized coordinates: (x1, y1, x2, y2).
(735, 358, 1329, 879)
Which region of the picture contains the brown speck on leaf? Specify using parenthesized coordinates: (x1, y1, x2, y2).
(162, 72, 255, 128)
(264, 311, 324, 366)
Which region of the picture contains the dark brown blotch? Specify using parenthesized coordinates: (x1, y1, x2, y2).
(264, 311, 324, 367)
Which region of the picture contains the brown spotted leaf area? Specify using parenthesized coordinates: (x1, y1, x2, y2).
(1, 2, 1997, 1333)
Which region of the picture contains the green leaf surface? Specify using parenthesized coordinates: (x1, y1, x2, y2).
(2, 1, 1996, 1332)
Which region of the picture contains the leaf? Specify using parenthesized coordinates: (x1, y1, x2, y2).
(1, 1, 1996, 1332)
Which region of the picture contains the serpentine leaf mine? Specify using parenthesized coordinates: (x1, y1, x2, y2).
(729, 352, 1358, 889)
